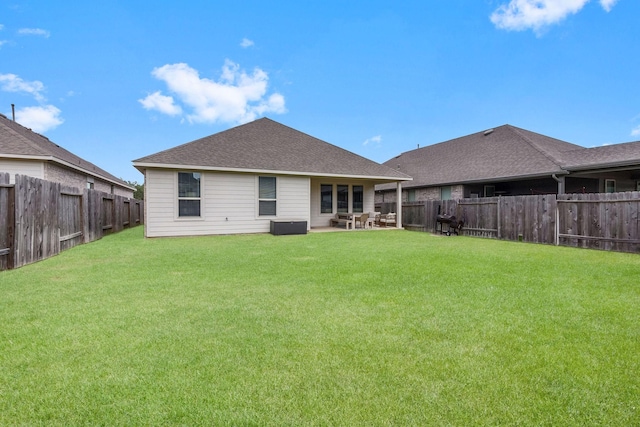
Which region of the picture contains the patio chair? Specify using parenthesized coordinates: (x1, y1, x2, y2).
(357, 213, 369, 229)
(379, 213, 396, 227)
(372, 212, 381, 227)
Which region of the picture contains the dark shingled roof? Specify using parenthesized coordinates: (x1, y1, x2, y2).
(0, 113, 132, 188)
(560, 140, 640, 170)
(133, 117, 411, 180)
(378, 124, 583, 190)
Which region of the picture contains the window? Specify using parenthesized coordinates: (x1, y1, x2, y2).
(337, 185, 349, 213)
(259, 176, 277, 216)
(353, 185, 363, 213)
(407, 189, 416, 202)
(321, 184, 333, 213)
(178, 172, 201, 217)
(87, 177, 94, 190)
(484, 185, 495, 197)
(441, 186, 452, 200)
(605, 179, 616, 193)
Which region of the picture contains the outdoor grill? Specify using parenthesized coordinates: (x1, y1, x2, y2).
(436, 213, 464, 236)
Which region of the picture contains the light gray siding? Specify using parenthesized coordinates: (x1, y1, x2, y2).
(144, 168, 310, 237)
(0, 159, 44, 183)
(309, 178, 375, 227)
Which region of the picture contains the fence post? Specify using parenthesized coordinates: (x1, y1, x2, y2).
(555, 203, 560, 246)
(7, 183, 15, 269)
(0, 173, 16, 270)
(497, 196, 501, 240)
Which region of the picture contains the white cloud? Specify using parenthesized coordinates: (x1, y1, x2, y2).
(14, 105, 63, 133)
(0, 40, 7, 48)
(240, 38, 254, 48)
(491, 0, 618, 32)
(0, 73, 64, 132)
(600, 0, 618, 12)
(139, 91, 182, 116)
(631, 126, 640, 138)
(363, 135, 382, 146)
(17, 28, 50, 38)
(0, 73, 46, 101)
(140, 60, 286, 125)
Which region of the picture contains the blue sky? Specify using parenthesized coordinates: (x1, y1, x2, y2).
(1, 0, 638, 183)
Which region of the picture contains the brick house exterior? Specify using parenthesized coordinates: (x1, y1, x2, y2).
(376, 124, 640, 202)
(0, 113, 134, 197)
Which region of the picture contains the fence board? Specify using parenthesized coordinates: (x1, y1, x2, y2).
(0, 173, 144, 271)
(59, 187, 83, 252)
(0, 173, 14, 270)
(553, 192, 638, 253)
(397, 192, 639, 254)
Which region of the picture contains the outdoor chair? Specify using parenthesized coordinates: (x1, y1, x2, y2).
(379, 213, 396, 227)
(357, 213, 369, 229)
(372, 212, 381, 227)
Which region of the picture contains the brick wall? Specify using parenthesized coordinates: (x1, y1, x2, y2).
(44, 163, 133, 198)
(376, 184, 465, 203)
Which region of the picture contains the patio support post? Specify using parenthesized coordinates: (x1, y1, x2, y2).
(396, 181, 402, 229)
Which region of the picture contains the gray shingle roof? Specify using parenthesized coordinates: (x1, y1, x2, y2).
(0, 113, 132, 188)
(379, 124, 583, 190)
(561, 140, 640, 170)
(133, 118, 411, 180)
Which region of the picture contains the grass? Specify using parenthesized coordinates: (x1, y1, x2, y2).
(1, 227, 639, 426)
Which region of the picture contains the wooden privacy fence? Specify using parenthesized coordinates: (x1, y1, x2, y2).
(0, 173, 143, 270)
(378, 191, 640, 253)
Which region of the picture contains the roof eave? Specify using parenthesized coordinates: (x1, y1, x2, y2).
(377, 170, 567, 190)
(132, 162, 412, 182)
(1, 153, 134, 191)
(565, 160, 640, 172)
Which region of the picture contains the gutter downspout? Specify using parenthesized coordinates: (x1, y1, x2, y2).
(552, 173, 565, 195)
(551, 174, 564, 246)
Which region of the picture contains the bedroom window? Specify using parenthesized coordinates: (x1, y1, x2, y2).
(353, 185, 363, 213)
(178, 172, 201, 217)
(321, 184, 333, 213)
(259, 176, 277, 216)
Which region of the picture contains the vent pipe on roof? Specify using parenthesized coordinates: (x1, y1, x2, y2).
(11, 104, 15, 121)
(483, 129, 494, 136)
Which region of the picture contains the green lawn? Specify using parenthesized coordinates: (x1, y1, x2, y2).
(1, 227, 638, 426)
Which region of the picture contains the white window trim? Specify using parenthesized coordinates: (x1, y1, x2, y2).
(352, 184, 364, 213)
(605, 179, 616, 193)
(175, 171, 204, 221)
(320, 183, 334, 215)
(257, 175, 278, 218)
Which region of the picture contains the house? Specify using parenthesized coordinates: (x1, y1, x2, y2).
(376, 124, 640, 203)
(132, 118, 411, 237)
(0, 113, 134, 197)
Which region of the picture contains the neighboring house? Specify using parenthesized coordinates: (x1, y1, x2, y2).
(0, 113, 134, 197)
(133, 118, 411, 237)
(376, 124, 640, 203)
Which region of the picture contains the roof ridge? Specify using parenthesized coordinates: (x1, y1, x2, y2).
(507, 125, 573, 168)
(1, 115, 131, 188)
